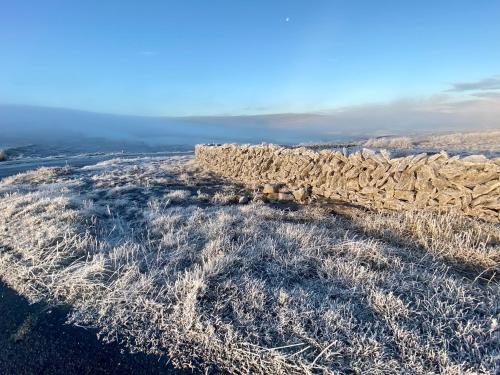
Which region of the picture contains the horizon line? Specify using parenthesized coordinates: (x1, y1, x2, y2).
(0, 101, 339, 120)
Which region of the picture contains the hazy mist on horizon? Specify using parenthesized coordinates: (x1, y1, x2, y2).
(1, 99, 500, 150)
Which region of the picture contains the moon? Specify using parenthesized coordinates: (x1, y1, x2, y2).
(285, 17, 290, 22)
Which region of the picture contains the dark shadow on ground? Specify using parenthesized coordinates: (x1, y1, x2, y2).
(0, 281, 192, 375)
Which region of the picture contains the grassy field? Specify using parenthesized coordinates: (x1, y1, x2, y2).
(0, 155, 499, 374)
(364, 130, 500, 156)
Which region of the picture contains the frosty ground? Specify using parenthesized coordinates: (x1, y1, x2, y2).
(0, 154, 499, 374)
(363, 130, 500, 157)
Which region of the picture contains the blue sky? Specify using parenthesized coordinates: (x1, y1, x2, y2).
(0, 0, 499, 116)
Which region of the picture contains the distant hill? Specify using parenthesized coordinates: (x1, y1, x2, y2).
(1, 102, 499, 149)
(0, 104, 334, 147)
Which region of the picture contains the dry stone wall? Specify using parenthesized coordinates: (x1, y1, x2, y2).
(195, 144, 500, 222)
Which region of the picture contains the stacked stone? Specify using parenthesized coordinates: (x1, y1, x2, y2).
(195, 144, 500, 222)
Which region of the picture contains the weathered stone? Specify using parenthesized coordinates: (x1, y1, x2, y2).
(252, 193, 267, 202)
(278, 192, 294, 201)
(380, 149, 391, 162)
(415, 178, 433, 192)
(415, 191, 430, 208)
(472, 179, 500, 198)
(438, 164, 464, 179)
(263, 183, 279, 194)
(436, 191, 458, 206)
(195, 144, 499, 222)
(428, 151, 448, 163)
(416, 164, 435, 181)
(359, 186, 379, 195)
(292, 187, 310, 201)
(371, 164, 388, 181)
(483, 199, 500, 210)
(346, 178, 360, 191)
(362, 158, 378, 171)
(384, 199, 407, 210)
(427, 198, 440, 207)
(431, 177, 449, 190)
(395, 171, 416, 191)
(359, 170, 370, 187)
(382, 176, 396, 191)
(460, 170, 498, 187)
(344, 166, 361, 179)
(361, 148, 375, 159)
(374, 172, 390, 188)
(462, 155, 488, 163)
(460, 193, 473, 208)
(394, 190, 415, 202)
(471, 195, 499, 208)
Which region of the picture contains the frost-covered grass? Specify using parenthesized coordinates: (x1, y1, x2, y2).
(0, 156, 499, 374)
(164, 189, 192, 202)
(417, 130, 500, 152)
(349, 210, 500, 279)
(364, 137, 413, 149)
(364, 129, 500, 156)
(0, 165, 73, 185)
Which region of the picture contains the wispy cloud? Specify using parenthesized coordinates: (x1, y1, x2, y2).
(470, 91, 500, 98)
(447, 76, 500, 92)
(139, 50, 158, 57)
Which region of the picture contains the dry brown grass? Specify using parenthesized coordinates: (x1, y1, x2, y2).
(0, 156, 499, 374)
